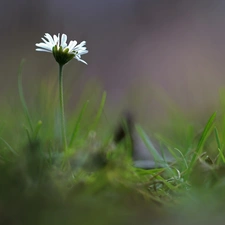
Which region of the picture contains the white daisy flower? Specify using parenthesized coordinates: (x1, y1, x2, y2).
(35, 33, 88, 65)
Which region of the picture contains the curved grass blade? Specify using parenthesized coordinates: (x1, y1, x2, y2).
(23, 125, 32, 144)
(69, 100, 89, 148)
(136, 125, 165, 164)
(33, 120, 43, 139)
(0, 137, 19, 156)
(214, 127, 225, 164)
(174, 148, 188, 169)
(88, 91, 107, 133)
(18, 59, 34, 135)
(187, 112, 216, 176)
(214, 127, 221, 150)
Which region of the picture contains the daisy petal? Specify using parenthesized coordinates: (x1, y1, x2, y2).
(53, 34, 59, 44)
(41, 37, 50, 44)
(44, 33, 55, 44)
(75, 55, 87, 64)
(61, 34, 67, 48)
(36, 43, 53, 51)
(74, 41, 86, 49)
(78, 50, 89, 55)
(36, 48, 52, 53)
(67, 40, 77, 52)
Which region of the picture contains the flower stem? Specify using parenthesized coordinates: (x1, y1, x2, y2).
(58, 64, 67, 150)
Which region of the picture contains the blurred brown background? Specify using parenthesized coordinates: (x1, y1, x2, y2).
(1, 0, 225, 127)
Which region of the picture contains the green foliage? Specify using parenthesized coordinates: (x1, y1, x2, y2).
(2, 65, 225, 224)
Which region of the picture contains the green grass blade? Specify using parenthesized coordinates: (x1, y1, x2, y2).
(23, 125, 32, 144)
(214, 127, 221, 150)
(18, 59, 34, 135)
(136, 125, 165, 163)
(187, 112, 216, 175)
(214, 127, 225, 164)
(217, 148, 225, 164)
(174, 148, 188, 169)
(69, 100, 89, 148)
(154, 134, 182, 161)
(0, 137, 19, 156)
(89, 91, 107, 132)
(33, 120, 43, 139)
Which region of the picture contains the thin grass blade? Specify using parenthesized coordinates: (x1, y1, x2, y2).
(214, 127, 225, 164)
(136, 125, 166, 164)
(0, 137, 19, 156)
(18, 59, 34, 135)
(33, 120, 43, 139)
(69, 100, 89, 148)
(88, 91, 106, 132)
(187, 112, 216, 175)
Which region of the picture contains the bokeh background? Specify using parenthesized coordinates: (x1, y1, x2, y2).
(2, 0, 225, 129)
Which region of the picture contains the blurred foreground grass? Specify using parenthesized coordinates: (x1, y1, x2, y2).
(1, 75, 225, 225)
